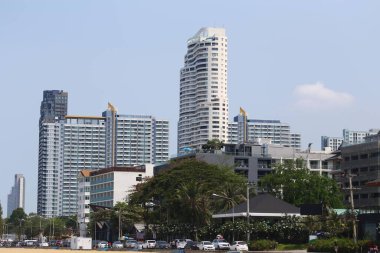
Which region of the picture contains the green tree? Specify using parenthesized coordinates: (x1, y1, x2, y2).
(42, 217, 67, 239)
(129, 159, 247, 239)
(9, 208, 27, 240)
(113, 201, 143, 238)
(202, 139, 224, 152)
(259, 159, 344, 208)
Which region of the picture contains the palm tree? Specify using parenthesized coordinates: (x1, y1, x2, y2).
(113, 202, 143, 239)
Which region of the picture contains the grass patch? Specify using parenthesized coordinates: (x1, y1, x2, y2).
(276, 243, 308, 250)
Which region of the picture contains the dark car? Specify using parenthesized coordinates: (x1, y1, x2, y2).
(186, 240, 199, 250)
(156, 240, 171, 249)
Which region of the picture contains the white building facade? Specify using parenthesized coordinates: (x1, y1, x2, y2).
(61, 116, 106, 217)
(178, 27, 229, 152)
(38, 122, 62, 217)
(77, 170, 91, 237)
(89, 165, 154, 207)
(321, 136, 343, 151)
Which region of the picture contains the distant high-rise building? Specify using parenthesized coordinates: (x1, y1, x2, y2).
(343, 129, 379, 144)
(178, 27, 229, 152)
(7, 174, 25, 217)
(321, 136, 343, 151)
(39, 90, 68, 124)
(228, 109, 301, 150)
(37, 94, 169, 217)
(38, 90, 68, 217)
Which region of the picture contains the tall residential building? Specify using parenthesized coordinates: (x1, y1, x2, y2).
(321, 136, 343, 151)
(228, 109, 301, 150)
(343, 129, 379, 144)
(37, 95, 169, 217)
(7, 174, 25, 217)
(60, 116, 106, 217)
(38, 90, 68, 217)
(103, 104, 169, 166)
(178, 27, 229, 152)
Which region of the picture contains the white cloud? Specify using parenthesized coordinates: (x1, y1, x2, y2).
(294, 82, 354, 109)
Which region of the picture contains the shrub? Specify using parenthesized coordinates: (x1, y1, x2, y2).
(307, 238, 371, 253)
(249, 240, 277, 251)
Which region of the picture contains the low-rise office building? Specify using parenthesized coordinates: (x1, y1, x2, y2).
(77, 165, 154, 236)
(90, 165, 153, 207)
(165, 142, 334, 183)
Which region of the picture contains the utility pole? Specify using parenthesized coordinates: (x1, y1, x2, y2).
(348, 174, 357, 244)
(118, 210, 122, 240)
(246, 184, 250, 241)
(341, 173, 359, 244)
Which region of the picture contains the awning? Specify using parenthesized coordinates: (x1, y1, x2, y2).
(365, 179, 380, 187)
(134, 223, 145, 232)
(212, 193, 300, 219)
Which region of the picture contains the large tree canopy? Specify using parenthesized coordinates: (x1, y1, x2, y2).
(129, 159, 247, 229)
(258, 159, 344, 208)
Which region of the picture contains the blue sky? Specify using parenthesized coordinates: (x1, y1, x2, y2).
(0, 0, 379, 215)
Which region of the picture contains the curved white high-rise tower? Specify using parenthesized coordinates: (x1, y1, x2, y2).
(178, 27, 229, 152)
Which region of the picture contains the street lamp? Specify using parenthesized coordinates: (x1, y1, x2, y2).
(19, 219, 25, 241)
(212, 193, 235, 241)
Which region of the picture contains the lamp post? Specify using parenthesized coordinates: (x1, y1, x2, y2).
(246, 182, 255, 242)
(19, 219, 25, 241)
(212, 193, 235, 241)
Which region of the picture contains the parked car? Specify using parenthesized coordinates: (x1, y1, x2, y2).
(39, 242, 49, 247)
(125, 239, 138, 248)
(98, 241, 108, 248)
(212, 239, 230, 250)
(156, 240, 170, 249)
(230, 241, 248, 251)
(113, 241, 124, 248)
(62, 240, 71, 247)
(24, 240, 37, 246)
(198, 241, 215, 251)
(172, 239, 187, 249)
(186, 240, 200, 250)
(142, 240, 156, 249)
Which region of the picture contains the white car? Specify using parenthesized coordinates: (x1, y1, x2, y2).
(142, 240, 156, 249)
(230, 241, 249, 251)
(198, 241, 215, 251)
(113, 241, 124, 248)
(212, 239, 230, 250)
(39, 242, 49, 247)
(97, 241, 108, 248)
